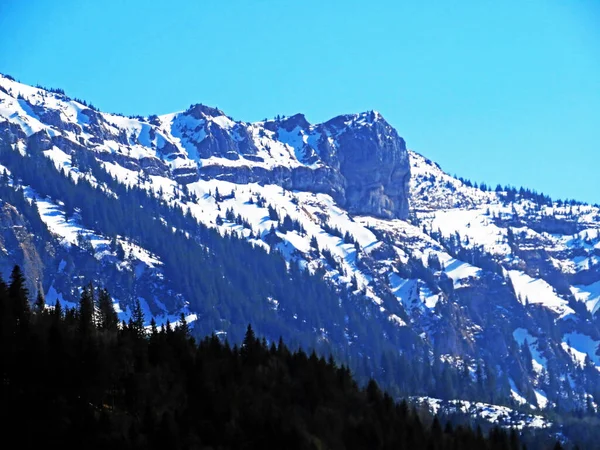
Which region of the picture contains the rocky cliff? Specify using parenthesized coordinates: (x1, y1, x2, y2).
(170, 105, 411, 219)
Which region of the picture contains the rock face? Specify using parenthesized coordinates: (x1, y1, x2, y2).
(1, 78, 412, 219)
(0, 202, 46, 296)
(181, 107, 411, 219)
(198, 164, 347, 202)
(333, 114, 410, 219)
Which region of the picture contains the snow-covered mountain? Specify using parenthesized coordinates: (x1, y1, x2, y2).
(1, 73, 600, 439)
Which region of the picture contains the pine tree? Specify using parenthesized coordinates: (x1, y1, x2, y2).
(243, 324, 256, 347)
(150, 317, 158, 337)
(0, 274, 9, 349)
(53, 297, 62, 320)
(178, 312, 190, 338)
(132, 298, 145, 337)
(9, 265, 30, 330)
(241, 324, 260, 365)
(97, 288, 118, 332)
(521, 339, 534, 373)
(310, 235, 319, 252)
(165, 319, 173, 335)
(78, 282, 95, 336)
(268, 204, 279, 221)
(34, 289, 45, 313)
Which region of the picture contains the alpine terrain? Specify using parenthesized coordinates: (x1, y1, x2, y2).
(1, 73, 599, 446)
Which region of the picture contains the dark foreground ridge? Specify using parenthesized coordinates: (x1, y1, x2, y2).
(1, 266, 565, 450)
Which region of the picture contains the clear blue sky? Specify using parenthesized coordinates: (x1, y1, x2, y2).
(1, 0, 599, 203)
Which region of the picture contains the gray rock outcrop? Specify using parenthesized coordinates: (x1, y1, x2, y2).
(187, 108, 411, 219)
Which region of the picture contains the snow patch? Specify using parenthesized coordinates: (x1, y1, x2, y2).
(508, 270, 574, 318)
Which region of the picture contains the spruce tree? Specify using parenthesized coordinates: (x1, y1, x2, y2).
(34, 289, 45, 313)
(78, 282, 96, 336)
(150, 317, 158, 336)
(242, 324, 260, 365)
(9, 265, 30, 330)
(0, 274, 9, 348)
(268, 204, 278, 221)
(97, 288, 118, 332)
(53, 298, 62, 320)
(310, 235, 319, 252)
(242, 324, 256, 348)
(132, 298, 145, 336)
(178, 312, 190, 338)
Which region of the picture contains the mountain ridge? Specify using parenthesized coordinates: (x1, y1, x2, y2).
(0, 73, 410, 219)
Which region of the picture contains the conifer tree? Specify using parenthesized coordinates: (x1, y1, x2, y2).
(78, 282, 95, 336)
(242, 324, 260, 365)
(243, 323, 256, 347)
(150, 317, 158, 337)
(0, 275, 9, 350)
(9, 265, 30, 330)
(34, 289, 45, 313)
(268, 204, 279, 221)
(310, 235, 319, 252)
(132, 298, 145, 336)
(53, 298, 62, 320)
(97, 288, 118, 332)
(178, 312, 190, 338)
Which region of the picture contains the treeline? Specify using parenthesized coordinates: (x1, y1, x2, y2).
(456, 176, 591, 207)
(0, 266, 564, 450)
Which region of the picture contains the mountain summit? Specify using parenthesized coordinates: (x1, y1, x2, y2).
(0, 75, 410, 219)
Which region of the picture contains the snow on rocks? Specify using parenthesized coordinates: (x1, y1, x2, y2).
(561, 332, 600, 370)
(413, 396, 552, 430)
(570, 281, 600, 315)
(508, 270, 574, 318)
(513, 328, 548, 375)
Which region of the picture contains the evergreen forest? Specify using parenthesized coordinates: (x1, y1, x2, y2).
(0, 266, 570, 449)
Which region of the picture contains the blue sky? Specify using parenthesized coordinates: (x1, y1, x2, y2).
(1, 0, 599, 203)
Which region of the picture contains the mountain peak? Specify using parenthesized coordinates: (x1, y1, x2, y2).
(185, 103, 227, 120)
(278, 113, 310, 131)
(322, 110, 388, 131)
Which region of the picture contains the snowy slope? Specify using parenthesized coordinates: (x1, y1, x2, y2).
(414, 396, 552, 430)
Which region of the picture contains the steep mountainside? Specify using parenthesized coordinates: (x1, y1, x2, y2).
(1, 74, 599, 441)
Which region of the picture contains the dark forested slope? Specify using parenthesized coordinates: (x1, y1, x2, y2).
(0, 267, 566, 450)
